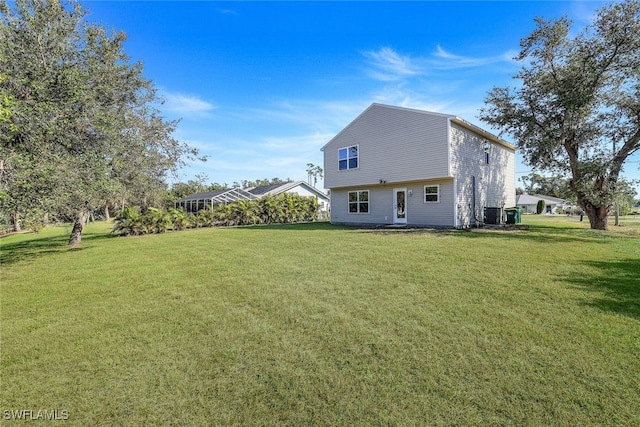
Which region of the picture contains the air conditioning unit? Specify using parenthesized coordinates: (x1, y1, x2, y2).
(484, 207, 502, 225)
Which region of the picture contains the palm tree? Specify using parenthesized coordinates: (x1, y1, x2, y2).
(168, 207, 191, 231)
(306, 163, 323, 187)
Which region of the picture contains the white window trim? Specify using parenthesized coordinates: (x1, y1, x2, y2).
(483, 141, 490, 165)
(338, 144, 359, 171)
(347, 189, 370, 214)
(424, 185, 440, 203)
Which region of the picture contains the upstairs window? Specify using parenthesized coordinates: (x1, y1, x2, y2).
(483, 141, 490, 165)
(339, 145, 358, 170)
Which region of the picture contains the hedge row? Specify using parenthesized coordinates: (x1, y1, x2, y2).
(113, 194, 320, 236)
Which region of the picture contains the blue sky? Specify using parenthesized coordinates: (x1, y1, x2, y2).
(83, 1, 639, 192)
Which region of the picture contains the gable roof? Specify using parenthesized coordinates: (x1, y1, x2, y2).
(516, 194, 569, 205)
(321, 103, 515, 152)
(532, 194, 567, 204)
(176, 188, 257, 204)
(450, 116, 515, 151)
(177, 181, 329, 206)
(175, 189, 229, 203)
(246, 182, 291, 196)
(247, 181, 328, 199)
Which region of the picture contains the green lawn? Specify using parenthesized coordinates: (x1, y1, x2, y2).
(1, 217, 639, 425)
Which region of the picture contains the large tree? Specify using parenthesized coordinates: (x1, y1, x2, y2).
(479, 0, 640, 230)
(0, 0, 197, 243)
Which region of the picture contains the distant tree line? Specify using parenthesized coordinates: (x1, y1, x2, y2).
(517, 173, 638, 216)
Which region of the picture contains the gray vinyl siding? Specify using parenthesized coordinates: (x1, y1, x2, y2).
(330, 179, 455, 227)
(323, 104, 515, 228)
(323, 104, 452, 189)
(449, 123, 516, 227)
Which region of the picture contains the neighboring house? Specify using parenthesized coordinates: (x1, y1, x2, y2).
(175, 188, 258, 213)
(321, 103, 516, 228)
(246, 181, 330, 214)
(516, 194, 574, 214)
(176, 181, 330, 215)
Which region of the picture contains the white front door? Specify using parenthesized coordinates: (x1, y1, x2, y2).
(393, 188, 407, 224)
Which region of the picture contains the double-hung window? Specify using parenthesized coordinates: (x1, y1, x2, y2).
(348, 190, 369, 213)
(424, 185, 439, 203)
(339, 145, 358, 171)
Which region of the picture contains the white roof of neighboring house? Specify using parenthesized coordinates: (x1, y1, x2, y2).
(177, 181, 329, 205)
(176, 188, 257, 204)
(516, 194, 569, 205)
(246, 181, 328, 200)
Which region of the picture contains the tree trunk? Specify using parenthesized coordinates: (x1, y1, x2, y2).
(68, 211, 89, 245)
(11, 211, 21, 232)
(572, 175, 611, 231)
(104, 204, 110, 220)
(583, 203, 609, 230)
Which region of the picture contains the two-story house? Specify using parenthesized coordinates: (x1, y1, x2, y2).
(321, 103, 516, 228)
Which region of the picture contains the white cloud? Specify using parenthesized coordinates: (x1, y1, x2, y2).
(161, 91, 215, 116)
(432, 45, 518, 69)
(363, 47, 422, 81)
(218, 8, 238, 16)
(360, 45, 518, 89)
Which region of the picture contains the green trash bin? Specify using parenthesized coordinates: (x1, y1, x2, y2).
(505, 207, 522, 224)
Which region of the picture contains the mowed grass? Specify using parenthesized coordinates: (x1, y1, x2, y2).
(1, 217, 639, 425)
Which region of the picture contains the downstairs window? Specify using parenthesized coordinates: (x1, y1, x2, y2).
(348, 190, 369, 213)
(424, 185, 440, 203)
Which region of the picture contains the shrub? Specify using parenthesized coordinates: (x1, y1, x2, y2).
(112, 195, 320, 237)
(113, 206, 145, 236)
(146, 208, 172, 234)
(536, 200, 546, 214)
(194, 207, 216, 228)
(168, 207, 192, 231)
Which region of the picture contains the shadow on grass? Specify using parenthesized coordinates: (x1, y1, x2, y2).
(353, 224, 615, 245)
(0, 229, 114, 266)
(1, 234, 72, 265)
(569, 259, 640, 320)
(244, 222, 349, 231)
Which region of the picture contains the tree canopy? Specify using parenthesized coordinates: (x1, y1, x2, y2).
(479, 0, 640, 230)
(0, 0, 198, 243)
(519, 173, 573, 200)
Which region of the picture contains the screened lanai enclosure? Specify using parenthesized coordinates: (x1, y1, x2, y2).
(175, 188, 258, 213)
